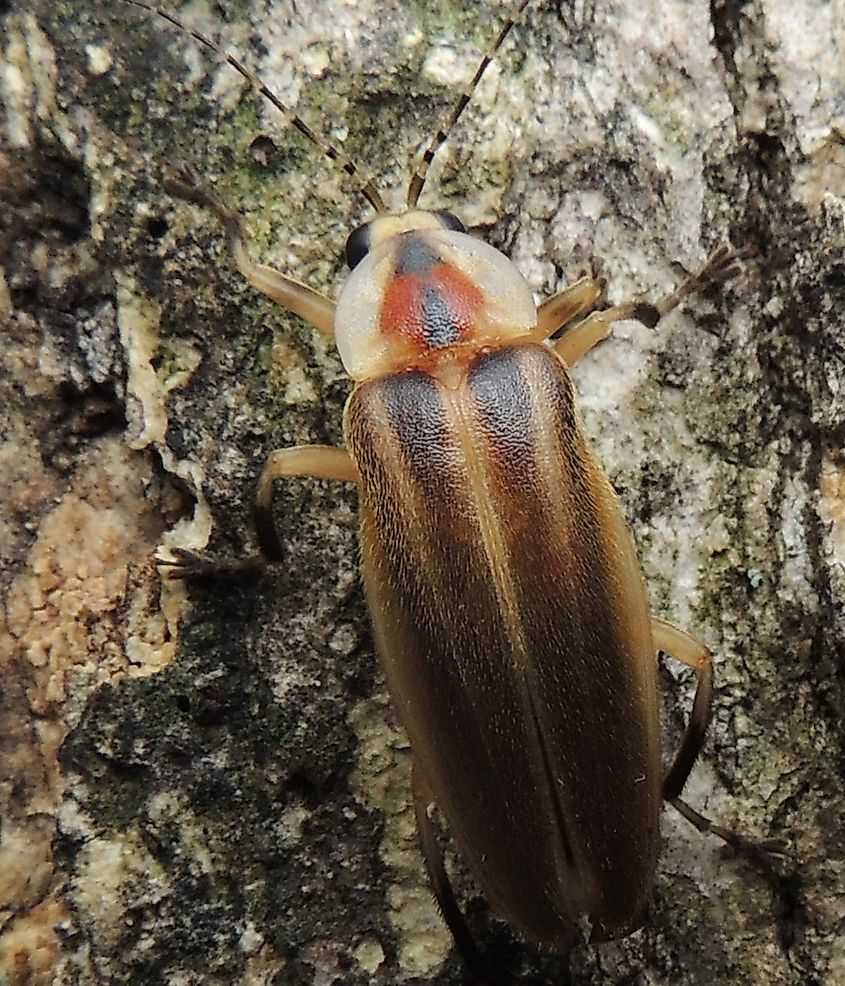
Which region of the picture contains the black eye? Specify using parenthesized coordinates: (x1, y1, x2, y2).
(435, 211, 466, 234)
(345, 224, 371, 269)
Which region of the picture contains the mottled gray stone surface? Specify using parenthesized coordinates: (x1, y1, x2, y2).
(1, 0, 843, 984)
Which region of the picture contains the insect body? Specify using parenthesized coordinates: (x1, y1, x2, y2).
(116, 0, 779, 973)
(342, 216, 661, 950)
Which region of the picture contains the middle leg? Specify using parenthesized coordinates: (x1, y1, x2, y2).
(160, 444, 358, 579)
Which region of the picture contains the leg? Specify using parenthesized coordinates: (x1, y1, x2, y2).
(253, 445, 358, 560)
(651, 618, 713, 800)
(669, 796, 788, 860)
(553, 299, 661, 366)
(160, 445, 357, 579)
(653, 618, 789, 860)
(651, 243, 748, 319)
(412, 766, 495, 985)
(164, 174, 335, 338)
(551, 243, 747, 367)
(530, 274, 605, 343)
(533, 272, 663, 364)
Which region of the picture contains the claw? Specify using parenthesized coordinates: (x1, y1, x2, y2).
(157, 547, 265, 581)
(725, 831, 793, 864)
(654, 242, 753, 318)
(696, 242, 757, 286)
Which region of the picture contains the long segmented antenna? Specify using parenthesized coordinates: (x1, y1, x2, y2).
(116, 0, 388, 214)
(406, 0, 532, 208)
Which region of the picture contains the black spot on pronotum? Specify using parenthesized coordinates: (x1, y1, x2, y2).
(394, 233, 440, 276)
(419, 286, 462, 348)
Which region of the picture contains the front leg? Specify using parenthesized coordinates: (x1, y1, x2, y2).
(549, 244, 747, 367)
(160, 445, 358, 579)
(164, 173, 336, 338)
(530, 273, 605, 343)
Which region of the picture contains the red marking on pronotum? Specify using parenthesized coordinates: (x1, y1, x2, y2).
(379, 263, 486, 349)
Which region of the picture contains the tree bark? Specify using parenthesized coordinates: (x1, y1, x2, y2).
(1, 0, 842, 983)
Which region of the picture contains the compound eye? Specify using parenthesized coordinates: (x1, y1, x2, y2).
(435, 211, 466, 234)
(345, 224, 371, 269)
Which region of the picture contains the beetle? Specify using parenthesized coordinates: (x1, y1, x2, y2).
(114, 0, 782, 976)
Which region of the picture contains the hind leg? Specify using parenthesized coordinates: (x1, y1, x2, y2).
(653, 618, 788, 860)
(412, 766, 497, 984)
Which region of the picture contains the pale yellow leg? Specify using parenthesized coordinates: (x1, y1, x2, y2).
(529, 274, 604, 343)
(652, 618, 713, 672)
(550, 244, 747, 367)
(164, 175, 336, 338)
(160, 444, 357, 578)
(653, 617, 788, 859)
(652, 617, 714, 800)
(553, 299, 659, 366)
(254, 445, 358, 544)
(252, 444, 358, 560)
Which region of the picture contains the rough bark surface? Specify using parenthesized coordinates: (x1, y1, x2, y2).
(1, 0, 843, 984)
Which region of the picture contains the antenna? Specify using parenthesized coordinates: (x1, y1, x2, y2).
(406, 0, 532, 208)
(116, 0, 388, 214)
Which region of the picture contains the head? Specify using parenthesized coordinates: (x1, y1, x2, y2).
(127, 0, 538, 382)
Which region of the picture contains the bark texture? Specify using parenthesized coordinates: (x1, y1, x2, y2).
(1, 0, 843, 983)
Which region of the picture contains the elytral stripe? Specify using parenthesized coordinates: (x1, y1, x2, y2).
(346, 370, 478, 628)
(455, 346, 584, 878)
